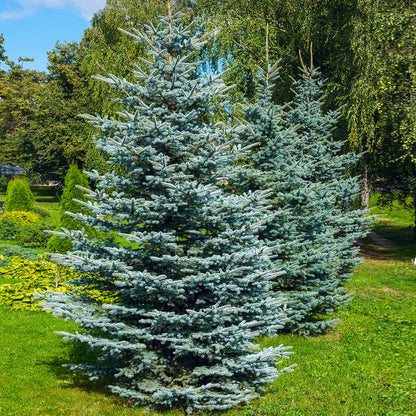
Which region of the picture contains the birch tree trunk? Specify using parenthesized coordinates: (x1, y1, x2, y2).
(361, 166, 370, 209)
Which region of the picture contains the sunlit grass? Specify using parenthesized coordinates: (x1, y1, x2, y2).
(369, 193, 414, 228)
(0, 194, 415, 415)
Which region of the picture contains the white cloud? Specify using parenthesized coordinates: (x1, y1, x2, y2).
(0, 0, 106, 20)
(69, 0, 107, 19)
(20, 0, 66, 7)
(0, 9, 34, 19)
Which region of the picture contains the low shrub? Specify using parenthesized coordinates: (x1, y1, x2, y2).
(0, 256, 117, 310)
(0, 211, 48, 248)
(0, 244, 39, 261)
(47, 234, 73, 254)
(15, 224, 49, 248)
(0, 256, 70, 310)
(0, 219, 19, 240)
(0, 211, 40, 226)
(0, 257, 9, 267)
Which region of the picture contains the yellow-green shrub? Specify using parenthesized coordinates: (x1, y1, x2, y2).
(0, 210, 40, 225)
(0, 255, 117, 310)
(0, 210, 41, 240)
(0, 255, 71, 310)
(0, 211, 50, 248)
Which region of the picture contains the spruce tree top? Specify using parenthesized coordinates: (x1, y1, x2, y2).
(231, 62, 297, 193)
(286, 64, 357, 186)
(44, 10, 291, 413)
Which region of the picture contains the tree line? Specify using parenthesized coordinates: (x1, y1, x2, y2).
(1, 0, 415, 211)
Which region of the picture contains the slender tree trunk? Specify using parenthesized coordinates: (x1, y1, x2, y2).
(361, 166, 370, 209)
(167, 0, 173, 65)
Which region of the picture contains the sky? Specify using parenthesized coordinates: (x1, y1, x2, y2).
(0, 0, 107, 71)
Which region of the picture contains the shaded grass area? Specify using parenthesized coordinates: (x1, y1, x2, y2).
(0, 197, 415, 415)
(0, 185, 59, 203)
(367, 193, 416, 260)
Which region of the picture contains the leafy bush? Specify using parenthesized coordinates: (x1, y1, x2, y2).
(0, 211, 40, 226)
(0, 211, 42, 244)
(0, 219, 19, 240)
(0, 211, 50, 248)
(4, 178, 34, 212)
(15, 224, 49, 248)
(0, 256, 117, 310)
(0, 257, 9, 267)
(0, 256, 70, 310)
(47, 233, 72, 254)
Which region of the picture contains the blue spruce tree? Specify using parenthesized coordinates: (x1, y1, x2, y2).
(283, 60, 369, 334)
(232, 58, 368, 336)
(42, 7, 291, 413)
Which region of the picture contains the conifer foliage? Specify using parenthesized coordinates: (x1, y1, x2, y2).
(4, 177, 34, 212)
(47, 164, 92, 253)
(43, 9, 291, 413)
(282, 63, 368, 334)
(233, 61, 367, 335)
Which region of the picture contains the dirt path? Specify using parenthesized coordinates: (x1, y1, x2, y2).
(359, 231, 400, 259)
(368, 231, 399, 251)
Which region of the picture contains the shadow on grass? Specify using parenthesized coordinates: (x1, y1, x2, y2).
(39, 339, 115, 395)
(39, 340, 211, 415)
(35, 196, 59, 203)
(38, 340, 183, 414)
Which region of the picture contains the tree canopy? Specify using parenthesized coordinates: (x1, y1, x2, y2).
(1, 0, 415, 218)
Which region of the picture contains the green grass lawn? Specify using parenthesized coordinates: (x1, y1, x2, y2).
(0, 199, 415, 415)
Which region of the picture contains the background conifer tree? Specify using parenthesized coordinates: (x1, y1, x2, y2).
(284, 63, 370, 334)
(47, 164, 92, 253)
(232, 60, 368, 335)
(280, 62, 369, 334)
(43, 9, 291, 413)
(4, 177, 34, 212)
